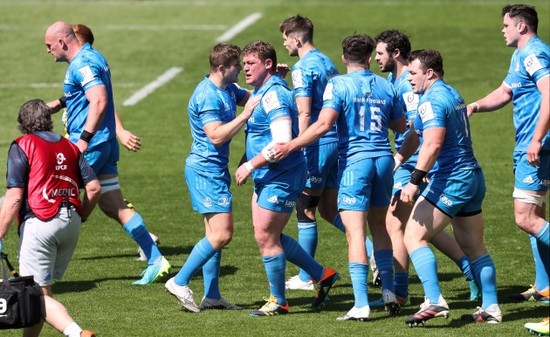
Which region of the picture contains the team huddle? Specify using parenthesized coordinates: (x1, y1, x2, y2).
(0, 3, 548, 337)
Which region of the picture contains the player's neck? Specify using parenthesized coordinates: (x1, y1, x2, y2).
(517, 33, 536, 50)
(298, 44, 315, 58)
(393, 61, 408, 79)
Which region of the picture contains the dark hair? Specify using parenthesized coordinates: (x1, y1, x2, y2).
(243, 40, 277, 71)
(18, 99, 53, 134)
(72, 24, 95, 45)
(279, 15, 314, 42)
(342, 34, 375, 64)
(502, 4, 538, 33)
(375, 29, 411, 59)
(209, 43, 241, 69)
(409, 49, 444, 78)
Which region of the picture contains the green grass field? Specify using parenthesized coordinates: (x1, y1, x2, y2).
(0, 1, 549, 336)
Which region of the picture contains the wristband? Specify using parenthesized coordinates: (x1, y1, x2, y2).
(409, 168, 427, 185)
(244, 161, 255, 173)
(80, 130, 95, 143)
(59, 95, 67, 108)
(469, 102, 479, 113)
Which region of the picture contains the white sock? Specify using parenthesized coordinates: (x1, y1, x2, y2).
(63, 321, 82, 337)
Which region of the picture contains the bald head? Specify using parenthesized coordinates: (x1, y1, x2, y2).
(44, 21, 80, 63)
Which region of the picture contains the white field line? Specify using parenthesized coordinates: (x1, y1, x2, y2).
(122, 67, 183, 106)
(216, 12, 263, 42)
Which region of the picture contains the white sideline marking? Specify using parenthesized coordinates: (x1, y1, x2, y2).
(122, 67, 183, 106)
(216, 12, 263, 42)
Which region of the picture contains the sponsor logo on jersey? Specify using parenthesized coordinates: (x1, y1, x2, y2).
(418, 102, 435, 123)
(524, 53, 543, 76)
(218, 196, 230, 207)
(439, 194, 453, 206)
(204, 197, 212, 208)
(308, 175, 322, 184)
(262, 91, 281, 112)
(522, 175, 535, 184)
(403, 91, 419, 112)
(267, 195, 279, 204)
(284, 200, 296, 208)
(79, 65, 96, 86)
(56, 152, 67, 170)
(292, 70, 304, 88)
(342, 196, 357, 205)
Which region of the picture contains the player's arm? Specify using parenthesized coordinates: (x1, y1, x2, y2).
(467, 82, 512, 117)
(273, 107, 337, 161)
(415, 127, 444, 173)
(527, 76, 550, 165)
(400, 126, 445, 204)
(204, 96, 260, 146)
(115, 110, 142, 152)
(389, 114, 407, 134)
(79, 155, 101, 222)
(235, 116, 294, 185)
(295, 96, 312, 135)
(76, 85, 108, 153)
(0, 187, 23, 240)
(236, 91, 252, 107)
(395, 122, 420, 171)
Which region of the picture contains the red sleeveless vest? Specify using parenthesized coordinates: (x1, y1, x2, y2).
(16, 134, 84, 221)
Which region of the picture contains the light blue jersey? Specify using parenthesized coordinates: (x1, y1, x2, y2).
(291, 49, 339, 143)
(322, 69, 404, 163)
(504, 36, 550, 152)
(388, 70, 420, 162)
(245, 74, 305, 180)
(414, 79, 480, 174)
(186, 76, 248, 172)
(63, 43, 116, 150)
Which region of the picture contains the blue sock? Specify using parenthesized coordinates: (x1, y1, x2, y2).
(394, 272, 409, 299)
(263, 253, 286, 305)
(410, 246, 441, 304)
(456, 255, 474, 281)
(471, 254, 498, 310)
(331, 214, 346, 232)
(297, 221, 318, 282)
(122, 212, 161, 265)
(530, 234, 550, 292)
(281, 234, 324, 281)
(365, 237, 374, 260)
(349, 262, 369, 307)
(203, 250, 221, 299)
(534, 223, 550, 291)
(374, 249, 395, 292)
(174, 237, 216, 286)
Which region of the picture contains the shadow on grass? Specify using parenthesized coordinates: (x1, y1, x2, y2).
(77, 245, 194, 261)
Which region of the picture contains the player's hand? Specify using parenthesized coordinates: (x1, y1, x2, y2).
(271, 143, 292, 161)
(466, 104, 476, 118)
(235, 164, 252, 186)
(277, 63, 290, 78)
(118, 129, 142, 152)
(526, 140, 542, 167)
(242, 96, 260, 118)
(400, 183, 419, 205)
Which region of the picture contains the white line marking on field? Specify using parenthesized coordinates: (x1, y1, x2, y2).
(122, 67, 183, 106)
(0, 83, 137, 89)
(216, 12, 263, 42)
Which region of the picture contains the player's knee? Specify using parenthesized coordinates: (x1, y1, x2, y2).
(296, 193, 320, 223)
